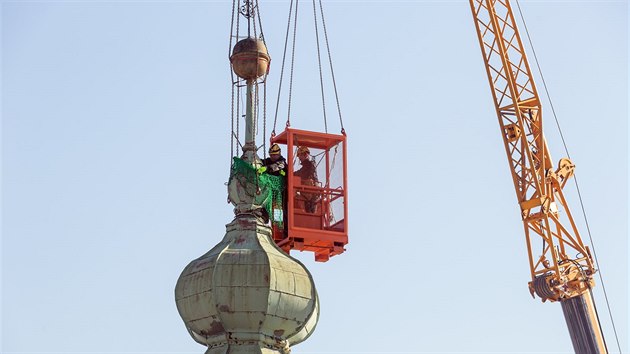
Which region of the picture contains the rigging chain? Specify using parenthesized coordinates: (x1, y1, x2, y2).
(236, 81, 241, 155)
(229, 0, 237, 163)
(254, 81, 258, 139)
(231, 0, 242, 160)
(253, 0, 267, 158)
(230, 0, 270, 160)
(230, 82, 235, 161)
(263, 80, 267, 158)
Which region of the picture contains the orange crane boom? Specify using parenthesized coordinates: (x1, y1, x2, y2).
(468, 0, 607, 352)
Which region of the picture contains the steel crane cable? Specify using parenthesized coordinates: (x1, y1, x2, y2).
(285, 0, 300, 128)
(273, 0, 345, 135)
(255, 0, 266, 44)
(231, 80, 235, 160)
(316, 0, 345, 134)
(515, 1, 623, 352)
(312, 0, 328, 133)
(272, 0, 296, 135)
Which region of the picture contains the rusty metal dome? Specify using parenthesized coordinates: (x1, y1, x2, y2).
(230, 37, 270, 80)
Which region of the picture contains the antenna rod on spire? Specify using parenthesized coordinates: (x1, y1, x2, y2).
(243, 80, 256, 160)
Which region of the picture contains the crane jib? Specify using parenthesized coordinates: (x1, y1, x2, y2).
(468, 0, 607, 352)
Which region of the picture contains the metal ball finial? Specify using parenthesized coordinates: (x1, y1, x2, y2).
(230, 37, 270, 80)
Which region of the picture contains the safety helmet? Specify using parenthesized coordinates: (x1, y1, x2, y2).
(296, 146, 310, 156)
(269, 143, 281, 155)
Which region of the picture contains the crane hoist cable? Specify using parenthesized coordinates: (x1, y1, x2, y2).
(514, 1, 622, 351)
(272, 0, 345, 136)
(312, 0, 327, 133)
(272, 0, 295, 136)
(286, 0, 299, 129)
(316, 0, 345, 134)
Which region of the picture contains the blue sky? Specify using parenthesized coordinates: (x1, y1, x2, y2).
(2, 0, 627, 353)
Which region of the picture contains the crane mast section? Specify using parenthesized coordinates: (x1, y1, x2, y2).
(469, 0, 595, 301)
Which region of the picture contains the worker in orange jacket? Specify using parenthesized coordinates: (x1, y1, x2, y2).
(294, 146, 320, 213)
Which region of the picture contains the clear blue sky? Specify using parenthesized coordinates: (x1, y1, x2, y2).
(2, 0, 627, 353)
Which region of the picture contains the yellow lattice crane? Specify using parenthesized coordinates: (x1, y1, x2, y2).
(468, 1, 607, 352)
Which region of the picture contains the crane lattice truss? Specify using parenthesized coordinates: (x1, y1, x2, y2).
(469, 0, 595, 301)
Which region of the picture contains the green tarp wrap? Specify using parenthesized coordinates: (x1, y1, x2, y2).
(229, 157, 285, 226)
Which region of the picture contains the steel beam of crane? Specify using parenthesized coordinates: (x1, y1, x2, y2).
(468, 0, 607, 352)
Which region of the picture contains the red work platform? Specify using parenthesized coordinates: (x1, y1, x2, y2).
(270, 128, 348, 262)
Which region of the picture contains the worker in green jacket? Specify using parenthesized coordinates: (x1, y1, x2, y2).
(258, 144, 288, 231)
(259, 143, 287, 177)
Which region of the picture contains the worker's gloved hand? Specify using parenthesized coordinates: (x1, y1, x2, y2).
(257, 166, 267, 175)
(279, 170, 286, 176)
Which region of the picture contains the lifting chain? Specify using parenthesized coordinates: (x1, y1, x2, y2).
(229, 0, 237, 163)
(263, 80, 267, 158)
(230, 83, 235, 162)
(236, 82, 241, 155)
